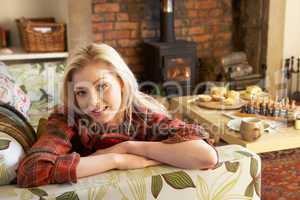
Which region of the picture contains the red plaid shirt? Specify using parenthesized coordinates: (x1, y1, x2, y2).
(17, 107, 213, 187)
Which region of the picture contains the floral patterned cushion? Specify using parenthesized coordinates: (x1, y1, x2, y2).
(6, 62, 65, 128)
(0, 62, 30, 118)
(7, 62, 64, 104)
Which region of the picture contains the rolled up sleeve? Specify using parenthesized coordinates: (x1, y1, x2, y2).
(17, 112, 80, 187)
(145, 112, 210, 143)
(51, 152, 80, 184)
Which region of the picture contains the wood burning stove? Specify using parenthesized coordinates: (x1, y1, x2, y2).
(143, 0, 198, 96)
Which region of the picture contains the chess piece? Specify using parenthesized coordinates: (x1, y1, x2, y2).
(291, 58, 300, 103)
(274, 102, 280, 117)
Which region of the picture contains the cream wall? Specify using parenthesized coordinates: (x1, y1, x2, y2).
(0, 0, 92, 51)
(266, 0, 286, 97)
(283, 0, 300, 93)
(47, 0, 68, 24)
(67, 0, 93, 51)
(267, 0, 300, 97)
(283, 0, 300, 58)
(0, 0, 68, 47)
(46, 0, 94, 50)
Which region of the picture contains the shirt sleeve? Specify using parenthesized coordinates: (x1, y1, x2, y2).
(144, 111, 219, 166)
(145, 111, 211, 143)
(17, 112, 80, 188)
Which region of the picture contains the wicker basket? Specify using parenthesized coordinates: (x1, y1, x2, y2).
(16, 18, 66, 52)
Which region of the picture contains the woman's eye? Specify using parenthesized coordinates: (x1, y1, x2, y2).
(97, 83, 108, 92)
(76, 91, 86, 97)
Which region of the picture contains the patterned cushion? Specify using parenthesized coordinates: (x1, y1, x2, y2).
(6, 62, 65, 104)
(0, 62, 30, 118)
(0, 132, 25, 186)
(6, 62, 65, 127)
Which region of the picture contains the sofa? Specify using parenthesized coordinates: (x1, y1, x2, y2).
(0, 61, 261, 200)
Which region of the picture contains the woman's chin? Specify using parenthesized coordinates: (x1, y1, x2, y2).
(92, 116, 109, 124)
(92, 114, 115, 125)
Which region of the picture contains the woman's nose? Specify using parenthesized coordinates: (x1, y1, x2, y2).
(90, 89, 105, 109)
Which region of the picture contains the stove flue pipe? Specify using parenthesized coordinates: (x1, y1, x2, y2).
(160, 0, 175, 43)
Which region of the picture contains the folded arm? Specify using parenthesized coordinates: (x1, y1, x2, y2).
(126, 139, 218, 169)
(93, 112, 219, 170)
(138, 111, 218, 169)
(17, 112, 160, 187)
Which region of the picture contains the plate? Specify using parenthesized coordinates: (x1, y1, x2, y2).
(240, 91, 269, 100)
(194, 99, 247, 110)
(227, 118, 270, 132)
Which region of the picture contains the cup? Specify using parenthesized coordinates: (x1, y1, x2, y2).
(240, 118, 263, 142)
(295, 114, 300, 130)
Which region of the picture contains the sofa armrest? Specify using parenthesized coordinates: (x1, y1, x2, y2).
(1, 144, 260, 200)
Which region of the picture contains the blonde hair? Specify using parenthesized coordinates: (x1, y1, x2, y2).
(62, 43, 169, 130)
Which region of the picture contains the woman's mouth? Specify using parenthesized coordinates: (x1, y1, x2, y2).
(91, 106, 109, 117)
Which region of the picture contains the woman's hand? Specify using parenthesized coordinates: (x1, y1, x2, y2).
(114, 154, 161, 170)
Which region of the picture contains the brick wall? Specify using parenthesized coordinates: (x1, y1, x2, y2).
(92, 0, 233, 80)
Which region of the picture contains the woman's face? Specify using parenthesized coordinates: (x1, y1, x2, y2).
(72, 61, 123, 125)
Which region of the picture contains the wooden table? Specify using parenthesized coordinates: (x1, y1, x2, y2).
(170, 95, 300, 153)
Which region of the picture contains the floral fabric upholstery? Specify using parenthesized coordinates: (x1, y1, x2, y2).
(0, 145, 261, 200)
(6, 62, 65, 129)
(0, 62, 30, 118)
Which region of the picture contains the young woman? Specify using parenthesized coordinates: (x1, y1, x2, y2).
(17, 43, 218, 187)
